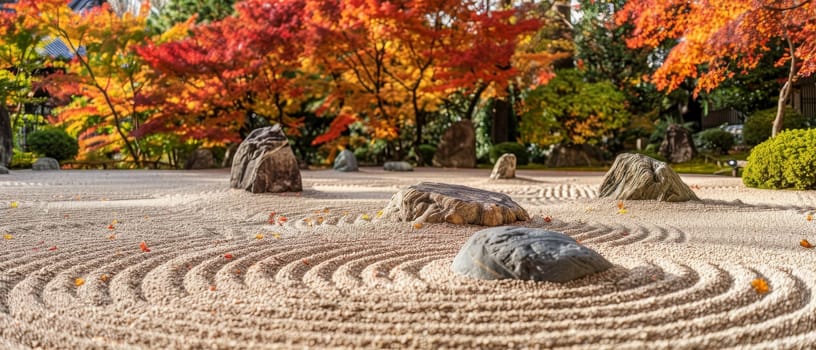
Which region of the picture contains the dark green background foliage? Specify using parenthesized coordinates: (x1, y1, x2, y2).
(489, 142, 529, 165)
(695, 128, 734, 155)
(26, 128, 79, 161)
(417, 144, 436, 166)
(743, 129, 816, 190)
(743, 107, 808, 146)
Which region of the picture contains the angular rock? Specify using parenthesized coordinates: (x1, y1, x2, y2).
(490, 153, 516, 180)
(452, 226, 613, 282)
(432, 120, 476, 168)
(333, 149, 358, 172)
(185, 148, 215, 170)
(381, 182, 529, 226)
(599, 153, 699, 202)
(32, 157, 60, 171)
(384, 161, 413, 172)
(659, 124, 696, 163)
(229, 125, 302, 193)
(0, 165, 8, 174)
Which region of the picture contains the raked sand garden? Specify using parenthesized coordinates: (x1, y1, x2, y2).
(1, 167, 816, 349)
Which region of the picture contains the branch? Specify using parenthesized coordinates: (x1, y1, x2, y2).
(763, 0, 812, 11)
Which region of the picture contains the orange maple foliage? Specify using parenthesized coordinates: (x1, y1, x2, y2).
(751, 278, 770, 294)
(619, 0, 816, 136)
(801, 239, 814, 249)
(139, 241, 151, 253)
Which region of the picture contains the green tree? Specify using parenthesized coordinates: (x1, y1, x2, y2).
(519, 69, 629, 147)
(0, 0, 50, 166)
(147, 0, 234, 34)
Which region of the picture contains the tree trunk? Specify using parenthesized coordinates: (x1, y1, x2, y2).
(772, 36, 798, 138)
(0, 106, 12, 167)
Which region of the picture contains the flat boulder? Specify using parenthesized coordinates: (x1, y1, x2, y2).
(185, 148, 215, 169)
(384, 161, 413, 172)
(333, 149, 358, 172)
(452, 226, 613, 282)
(0, 165, 8, 174)
(599, 153, 698, 202)
(229, 125, 302, 193)
(380, 182, 529, 226)
(490, 153, 516, 180)
(32, 157, 59, 171)
(432, 120, 476, 168)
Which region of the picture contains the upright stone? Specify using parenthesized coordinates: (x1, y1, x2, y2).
(432, 120, 476, 168)
(490, 153, 516, 180)
(599, 153, 698, 202)
(230, 125, 302, 193)
(185, 148, 215, 169)
(659, 124, 696, 163)
(381, 182, 529, 226)
(333, 149, 358, 172)
(221, 143, 239, 168)
(452, 226, 613, 282)
(32, 157, 60, 171)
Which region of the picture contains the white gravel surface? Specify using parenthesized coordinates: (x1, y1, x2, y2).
(1, 167, 815, 349)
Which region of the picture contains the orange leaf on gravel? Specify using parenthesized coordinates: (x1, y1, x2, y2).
(807, 214, 813, 222)
(3, 234, 12, 240)
(48, 246, 57, 251)
(107, 224, 115, 230)
(224, 253, 234, 260)
(751, 278, 770, 294)
(302, 259, 310, 265)
(74, 278, 85, 287)
(617, 201, 625, 209)
(139, 241, 151, 253)
(801, 239, 814, 249)
(413, 223, 423, 229)
(10, 201, 18, 208)
(100, 274, 110, 282)
(255, 233, 264, 240)
(544, 216, 552, 223)
(209, 285, 216, 291)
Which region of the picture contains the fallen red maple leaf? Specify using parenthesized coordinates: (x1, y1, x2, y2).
(139, 241, 151, 253)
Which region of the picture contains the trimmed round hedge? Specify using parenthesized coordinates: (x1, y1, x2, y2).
(26, 128, 79, 162)
(744, 107, 807, 146)
(743, 129, 816, 190)
(489, 142, 529, 165)
(695, 128, 734, 154)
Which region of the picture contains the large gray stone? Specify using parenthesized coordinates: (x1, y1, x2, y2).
(452, 226, 613, 282)
(229, 125, 302, 193)
(490, 153, 516, 180)
(333, 149, 358, 172)
(185, 148, 215, 169)
(381, 182, 529, 226)
(384, 161, 413, 172)
(659, 124, 696, 163)
(599, 153, 699, 202)
(32, 157, 59, 171)
(0, 165, 8, 174)
(432, 120, 476, 168)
